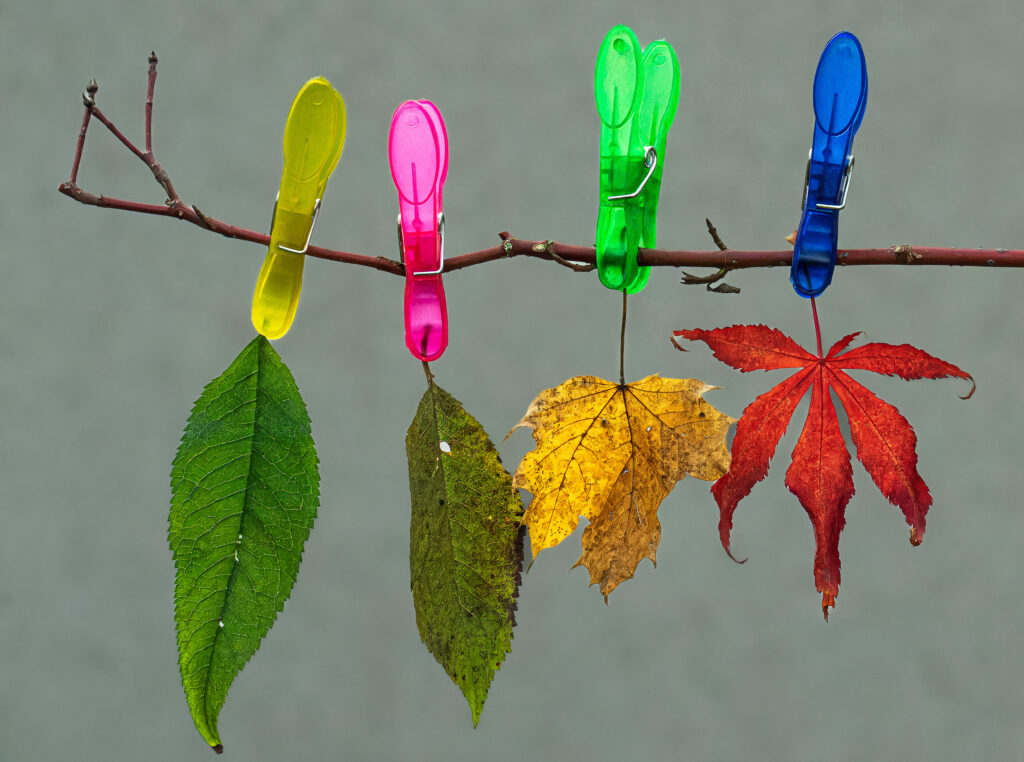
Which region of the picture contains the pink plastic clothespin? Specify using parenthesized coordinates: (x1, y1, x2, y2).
(389, 100, 449, 362)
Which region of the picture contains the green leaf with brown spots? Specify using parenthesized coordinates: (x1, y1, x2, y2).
(169, 336, 319, 752)
(407, 380, 524, 726)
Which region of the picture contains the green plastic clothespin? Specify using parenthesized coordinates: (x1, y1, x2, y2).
(595, 25, 680, 293)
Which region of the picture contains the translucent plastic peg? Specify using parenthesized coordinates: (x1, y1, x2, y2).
(595, 25, 680, 294)
(389, 100, 449, 361)
(252, 77, 346, 339)
(790, 32, 868, 298)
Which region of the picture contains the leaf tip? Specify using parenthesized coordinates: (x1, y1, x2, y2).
(212, 744, 224, 755)
(959, 375, 976, 400)
(698, 381, 723, 397)
(724, 546, 748, 565)
(909, 526, 924, 546)
(720, 521, 748, 564)
(821, 594, 834, 621)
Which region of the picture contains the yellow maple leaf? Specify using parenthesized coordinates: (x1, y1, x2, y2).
(510, 375, 734, 598)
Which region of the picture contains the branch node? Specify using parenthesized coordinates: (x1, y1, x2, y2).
(894, 245, 921, 264)
(58, 182, 102, 206)
(192, 205, 214, 229)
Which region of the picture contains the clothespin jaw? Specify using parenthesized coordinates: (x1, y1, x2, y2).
(251, 77, 347, 339)
(389, 100, 449, 362)
(790, 32, 867, 298)
(595, 26, 680, 294)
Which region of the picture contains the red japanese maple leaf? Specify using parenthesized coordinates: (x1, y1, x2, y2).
(674, 325, 973, 618)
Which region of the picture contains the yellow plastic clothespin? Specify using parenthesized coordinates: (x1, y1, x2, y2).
(251, 77, 347, 339)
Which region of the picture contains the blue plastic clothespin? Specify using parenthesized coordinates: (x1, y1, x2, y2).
(790, 32, 868, 298)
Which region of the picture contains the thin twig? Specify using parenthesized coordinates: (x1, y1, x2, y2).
(87, 103, 146, 161)
(191, 205, 214, 229)
(681, 268, 730, 286)
(681, 218, 736, 288)
(706, 218, 728, 251)
(140, 53, 178, 202)
(531, 240, 595, 272)
(87, 97, 176, 196)
(145, 52, 157, 156)
(55, 183, 405, 274)
(56, 177, 1024, 274)
(59, 58, 1024, 280)
(68, 82, 96, 185)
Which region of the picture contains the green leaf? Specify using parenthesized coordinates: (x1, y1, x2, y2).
(407, 380, 525, 726)
(169, 336, 319, 752)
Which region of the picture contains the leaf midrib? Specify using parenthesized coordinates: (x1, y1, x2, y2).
(427, 383, 478, 623)
(199, 339, 264, 735)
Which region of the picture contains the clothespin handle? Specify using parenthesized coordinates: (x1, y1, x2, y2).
(251, 77, 346, 338)
(389, 100, 449, 361)
(790, 32, 867, 298)
(636, 40, 680, 289)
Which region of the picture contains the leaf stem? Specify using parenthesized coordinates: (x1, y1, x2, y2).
(811, 297, 823, 358)
(422, 360, 435, 385)
(619, 290, 628, 385)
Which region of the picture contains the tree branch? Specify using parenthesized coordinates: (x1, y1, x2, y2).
(59, 55, 1024, 281)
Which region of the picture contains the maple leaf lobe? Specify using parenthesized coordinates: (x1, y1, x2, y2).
(674, 325, 816, 372)
(783, 367, 854, 617)
(831, 338, 975, 398)
(712, 367, 816, 562)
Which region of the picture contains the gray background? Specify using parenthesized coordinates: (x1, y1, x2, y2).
(4, 0, 1023, 760)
